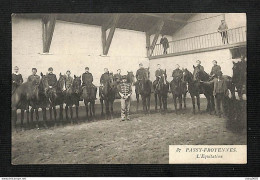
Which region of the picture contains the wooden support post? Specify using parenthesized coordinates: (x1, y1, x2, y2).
(149, 20, 164, 56)
(101, 14, 120, 55)
(146, 32, 151, 57)
(42, 15, 56, 53)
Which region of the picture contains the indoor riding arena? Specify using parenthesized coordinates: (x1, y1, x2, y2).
(12, 13, 247, 164)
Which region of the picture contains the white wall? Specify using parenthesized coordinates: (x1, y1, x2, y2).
(149, 49, 233, 82)
(12, 17, 149, 86)
(172, 13, 246, 41)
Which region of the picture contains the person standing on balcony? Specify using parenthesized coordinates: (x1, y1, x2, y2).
(218, 20, 229, 44)
(210, 60, 222, 80)
(160, 35, 169, 54)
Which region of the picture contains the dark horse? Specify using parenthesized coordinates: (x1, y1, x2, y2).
(153, 71, 169, 113)
(170, 74, 187, 113)
(183, 68, 204, 114)
(232, 58, 246, 100)
(99, 75, 118, 119)
(194, 67, 235, 114)
(12, 80, 40, 130)
(82, 84, 97, 120)
(135, 68, 152, 113)
(64, 75, 81, 124)
(127, 71, 135, 85)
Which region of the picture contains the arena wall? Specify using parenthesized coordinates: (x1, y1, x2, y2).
(12, 16, 149, 86)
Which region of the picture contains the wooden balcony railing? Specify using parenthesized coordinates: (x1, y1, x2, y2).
(149, 26, 246, 58)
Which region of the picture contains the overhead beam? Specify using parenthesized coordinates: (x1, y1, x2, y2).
(147, 20, 164, 57)
(42, 15, 56, 53)
(146, 32, 150, 57)
(147, 19, 164, 36)
(101, 14, 120, 55)
(141, 13, 187, 24)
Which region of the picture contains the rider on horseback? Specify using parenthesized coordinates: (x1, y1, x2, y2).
(172, 64, 182, 82)
(210, 60, 221, 80)
(136, 63, 148, 86)
(46, 67, 58, 96)
(100, 68, 111, 86)
(82, 67, 97, 100)
(113, 69, 122, 83)
(154, 64, 166, 87)
(12, 66, 23, 94)
(65, 70, 73, 95)
(27, 68, 40, 84)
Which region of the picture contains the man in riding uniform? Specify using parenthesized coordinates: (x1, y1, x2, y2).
(46, 67, 58, 94)
(154, 64, 166, 86)
(12, 66, 23, 93)
(118, 75, 132, 121)
(160, 35, 169, 54)
(65, 70, 73, 94)
(100, 68, 110, 86)
(210, 60, 221, 80)
(201, 71, 228, 118)
(136, 63, 148, 81)
(195, 60, 204, 72)
(82, 67, 95, 88)
(172, 64, 183, 82)
(114, 69, 122, 83)
(27, 68, 40, 85)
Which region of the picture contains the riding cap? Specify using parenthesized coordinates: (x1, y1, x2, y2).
(212, 60, 217, 63)
(85, 67, 89, 70)
(14, 66, 19, 70)
(48, 67, 53, 71)
(32, 68, 37, 72)
(117, 69, 121, 71)
(66, 70, 71, 73)
(196, 60, 201, 64)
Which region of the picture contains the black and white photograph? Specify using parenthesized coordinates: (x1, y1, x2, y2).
(11, 13, 247, 164)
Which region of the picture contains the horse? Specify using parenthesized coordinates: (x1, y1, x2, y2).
(153, 71, 169, 113)
(99, 76, 117, 119)
(232, 58, 246, 100)
(127, 71, 135, 85)
(170, 74, 187, 113)
(11, 80, 40, 130)
(183, 68, 203, 114)
(194, 67, 236, 114)
(64, 75, 81, 124)
(82, 83, 97, 120)
(55, 74, 66, 122)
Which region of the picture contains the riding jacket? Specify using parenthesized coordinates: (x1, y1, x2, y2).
(82, 72, 93, 86)
(65, 75, 73, 89)
(100, 72, 110, 84)
(46, 73, 58, 87)
(160, 37, 169, 49)
(27, 74, 40, 84)
(155, 69, 165, 78)
(136, 68, 148, 81)
(210, 65, 221, 77)
(12, 73, 23, 85)
(172, 69, 183, 81)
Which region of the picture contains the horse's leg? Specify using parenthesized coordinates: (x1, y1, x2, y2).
(105, 100, 109, 120)
(85, 103, 89, 120)
(179, 95, 183, 111)
(35, 108, 39, 129)
(92, 101, 96, 120)
(197, 95, 201, 113)
(26, 107, 30, 128)
(30, 108, 34, 124)
(65, 105, 69, 121)
(173, 95, 177, 114)
(159, 95, 162, 113)
(110, 100, 114, 119)
(59, 104, 63, 122)
(100, 99, 104, 116)
(191, 95, 195, 114)
(89, 102, 93, 118)
(136, 94, 139, 112)
(76, 105, 79, 121)
(21, 109, 24, 130)
(49, 107, 53, 121)
(147, 96, 151, 114)
(12, 109, 17, 131)
(183, 92, 187, 109)
(70, 106, 73, 124)
(53, 106, 57, 125)
(42, 107, 48, 128)
(154, 93, 158, 111)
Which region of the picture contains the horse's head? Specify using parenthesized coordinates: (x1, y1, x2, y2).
(73, 75, 81, 94)
(58, 73, 66, 92)
(40, 72, 49, 96)
(127, 71, 135, 84)
(183, 68, 192, 83)
(232, 60, 246, 84)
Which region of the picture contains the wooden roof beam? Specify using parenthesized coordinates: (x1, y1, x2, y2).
(141, 13, 187, 24)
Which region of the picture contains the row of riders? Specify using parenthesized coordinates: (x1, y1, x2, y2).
(12, 57, 246, 130)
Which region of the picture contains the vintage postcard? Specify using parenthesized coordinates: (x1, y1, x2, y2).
(11, 13, 246, 164)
